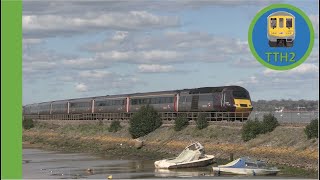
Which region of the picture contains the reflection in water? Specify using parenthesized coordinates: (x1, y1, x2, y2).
(155, 167, 214, 178)
(23, 148, 293, 179)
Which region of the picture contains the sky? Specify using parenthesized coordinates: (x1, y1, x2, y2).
(23, 0, 319, 105)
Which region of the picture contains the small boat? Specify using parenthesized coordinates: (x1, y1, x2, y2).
(154, 142, 214, 169)
(212, 157, 280, 176)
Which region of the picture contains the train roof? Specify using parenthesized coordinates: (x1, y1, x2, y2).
(24, 86, 248, 106)
(268, 11, 294, 17)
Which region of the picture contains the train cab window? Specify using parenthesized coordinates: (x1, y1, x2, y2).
(286, 18, 292, 28)
(270, 18, 277, 28)
(279, 18, 284, 28)
(233, 91, 249, 99)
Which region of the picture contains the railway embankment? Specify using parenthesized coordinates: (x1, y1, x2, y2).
(23, 120, 318, 178)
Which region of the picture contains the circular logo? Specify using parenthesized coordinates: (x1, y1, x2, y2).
(248, 4, 314, 70)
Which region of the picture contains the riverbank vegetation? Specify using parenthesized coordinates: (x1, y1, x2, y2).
(242, 113, 279, 141)
(304, 119, 318, 139)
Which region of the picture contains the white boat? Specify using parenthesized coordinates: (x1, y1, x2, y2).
(154, 142, 214, 169)
(212, 157, 280, 176)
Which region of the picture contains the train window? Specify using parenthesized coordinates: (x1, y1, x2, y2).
(286, 18, 292, 28)
(270, 18, 277, 28)
(233, 91, 249, 99)
(159, 97, 165, 104)
(131, 99, 135, 105)
(150, 98, 156, 104)
(279, 18, 284, 28)
(167, 97, 173, 103)
(97, 102, 105, 106)
(186, 96, 192, 102)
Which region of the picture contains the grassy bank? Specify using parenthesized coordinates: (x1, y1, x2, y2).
(23, 121, 318, 178)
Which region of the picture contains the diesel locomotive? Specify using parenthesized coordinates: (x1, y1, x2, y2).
(23, 86, 253, 121)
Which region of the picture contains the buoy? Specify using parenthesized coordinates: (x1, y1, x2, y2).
(108, 175, 113, 179)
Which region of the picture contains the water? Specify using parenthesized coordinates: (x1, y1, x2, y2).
(23, 148, 299, 179)
(249, 111, 318, 123)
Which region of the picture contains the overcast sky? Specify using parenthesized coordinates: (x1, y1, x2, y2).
(23, 0, 319, 105)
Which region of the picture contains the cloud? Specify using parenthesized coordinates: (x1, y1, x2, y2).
(79, 30, 251, 67)
(96, 50, 186, 64)
(23, 11, 179, 38)
(309, 14, 319, 37)
(231, 63, 319, 97)
(232, 58, 261, 68)
(85, 31, 249, 53)
(23, 1, 280, 16)
(79, 70, 113, 79)
(263, 63, 319, 78)
(112, 31, 129, 41)
(75, 83, 88, 92)
(138, 64, 175, 73)
(23, 38, 43, 44)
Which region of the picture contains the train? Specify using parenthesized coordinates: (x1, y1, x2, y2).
(267, 11, 295, 47)
(23, 86, 253, 121)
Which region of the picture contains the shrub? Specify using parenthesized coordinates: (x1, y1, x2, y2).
(108, 120, 122, 132)
(241, 119, 262, 142)
(23, 118, 34, 130)
(129, 105, 162, 138)
(196, 113, 209, 130)
(260, 113, 279, 133)
(305, 119, 318, 139)
(174, 114, 189, 131)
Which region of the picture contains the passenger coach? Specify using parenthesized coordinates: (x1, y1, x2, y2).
(23, 86, 253, 121)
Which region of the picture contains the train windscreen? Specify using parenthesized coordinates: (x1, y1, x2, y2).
(286, 18, 292, 28)
(233, 91, 249, 99)
(270, 18, 277, 28)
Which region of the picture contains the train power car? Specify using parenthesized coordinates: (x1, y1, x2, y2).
(267, 11, 295, 47)
(23, 86, 253, 121)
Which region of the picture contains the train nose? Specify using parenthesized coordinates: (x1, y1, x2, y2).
(234, 99, 252, 112)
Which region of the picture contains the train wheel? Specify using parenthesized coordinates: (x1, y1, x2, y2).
(286, 41, 293, 47)
(268, 40, 277, 47)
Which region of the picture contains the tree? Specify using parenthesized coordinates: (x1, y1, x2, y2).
(129, 105, 162, 138)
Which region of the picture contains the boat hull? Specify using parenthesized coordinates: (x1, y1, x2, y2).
(155, 155, 214, 169)
(212, 167, 279, 176)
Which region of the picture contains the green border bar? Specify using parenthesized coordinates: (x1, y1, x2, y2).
(1, 0, 22, 179)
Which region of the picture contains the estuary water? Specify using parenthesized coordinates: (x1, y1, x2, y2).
(23, 148, 307, 179)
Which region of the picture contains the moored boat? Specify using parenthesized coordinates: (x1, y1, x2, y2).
(212, 157, 279, 176)
(154, 142, 214, 169)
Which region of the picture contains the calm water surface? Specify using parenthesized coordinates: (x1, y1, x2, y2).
(23, 148, 300, 179)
